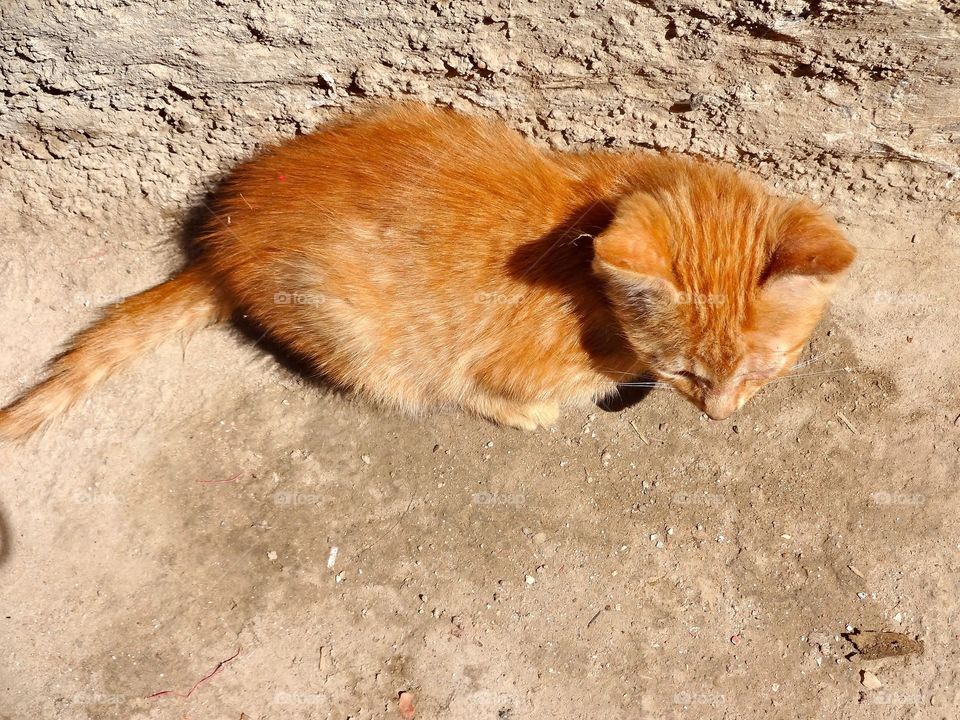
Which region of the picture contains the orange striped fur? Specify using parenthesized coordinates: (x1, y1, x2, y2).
(0, 103, 855, 439)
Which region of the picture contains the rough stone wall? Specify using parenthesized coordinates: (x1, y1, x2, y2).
(2, 0, 957, 236)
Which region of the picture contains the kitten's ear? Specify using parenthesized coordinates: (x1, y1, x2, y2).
(592, 193, 678, 299)
(756, 201, 856, 323)
(763, 201, 856, 283)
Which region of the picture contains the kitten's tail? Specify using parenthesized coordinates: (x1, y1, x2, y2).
(0, 264, 229, 441)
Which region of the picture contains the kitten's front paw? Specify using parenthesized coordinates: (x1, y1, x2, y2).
(488, 399, 560, 431)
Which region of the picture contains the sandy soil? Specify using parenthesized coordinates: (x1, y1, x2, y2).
(2, 1, 959, 718)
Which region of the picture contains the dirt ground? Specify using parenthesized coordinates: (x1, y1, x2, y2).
(2, 1, 960, 718)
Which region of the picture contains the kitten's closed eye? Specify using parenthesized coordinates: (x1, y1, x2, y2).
(664, 369, 711, 387)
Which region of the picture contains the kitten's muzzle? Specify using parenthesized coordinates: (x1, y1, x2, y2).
(702, 390, 741, 420)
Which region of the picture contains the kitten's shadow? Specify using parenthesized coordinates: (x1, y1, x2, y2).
(595, 382, 654, 412)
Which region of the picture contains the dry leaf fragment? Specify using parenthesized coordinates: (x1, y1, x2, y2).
(845, 630, 924, 660)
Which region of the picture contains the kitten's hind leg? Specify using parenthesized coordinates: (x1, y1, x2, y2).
(463, 394, 560, 431)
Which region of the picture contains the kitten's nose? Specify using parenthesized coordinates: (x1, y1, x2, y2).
(703, 393, 738, 420)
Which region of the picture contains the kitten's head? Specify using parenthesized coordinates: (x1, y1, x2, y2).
(593, 160, 855, 419)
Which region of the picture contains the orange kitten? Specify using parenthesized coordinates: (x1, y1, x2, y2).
(0, 103, 854, 439)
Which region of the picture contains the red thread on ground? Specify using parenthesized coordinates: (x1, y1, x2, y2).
(146, 647, 241, 700)
(196, 472, 242, 485)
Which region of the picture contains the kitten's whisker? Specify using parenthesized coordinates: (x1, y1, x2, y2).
(791, 353, 825, 370)
(773, 367, 863, 382)
(617, 382, 676, 391)
(598, 367, 647, 379)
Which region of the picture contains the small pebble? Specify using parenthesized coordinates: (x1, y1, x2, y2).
(861, 670, 883, 690)
(525, 575, 536, 585)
